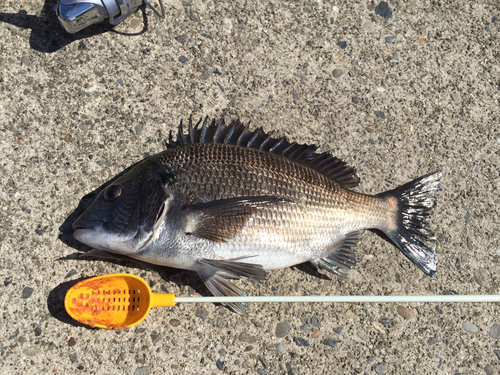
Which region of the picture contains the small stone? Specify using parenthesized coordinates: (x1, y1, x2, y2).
(64, 134, 72, 143)
(133, 366, 151, 375)
(239, 331, 257, 343)
(256, 370, 268, 375)
(375, 2, 392, 19)
(35, 229, 43, 236)
(70, 354, 77, 363)
(244, 345, 253, 352)
(488, 323, 500, 339)
(374, 362, 387, 375)
(435, 306, 443, 314)
(379, 317, 393, 325)
(78, 41, 86, 50)
(195, 308, 208, 320)
(467, 237, 473, 250)
(117, 79, 124, 86)
(23, 347, 41, 357)
(150, 331, 161, 345)
(94, 68, 104, 77)
(474, 166, 481, 174)
(77, 365, 84, 370)
(251, 319, 263, 328)
(397, 306, 413, 320)
(134, 125, 142, 133)
(34, 327, 42, 336)
(276, 343, 285, 353)
(357, 332, 367, 341)
(451, 92, 461, 102)
(333, 326, 343, 334)
(257, 355, 268, 368)
(363, 20, 375, 32)
(293, 337, 310, 347)
(485, 365, 493, 375)
(68, 337, 76, 347)
(293, 73, 305, 80)
(473, 8, 483, 18)
(9, 329, 19, 340)
(492, 16, 498, 24)
(169, 319, 181, 327)
(344, 310, 356, 318)
(218, 348, 227, 356)
(21, 287, 33, 299)
(178, 55, 189, 64)
(392, 53, 399, 61)
(275, 321, 291, 337)
(21, 56, 31, 66)
(175, 35, 188, 44)
(216, 359, 224, 370)
(300, 324, 309, 332)
(493, 349, 500, 360)
(374, 111, 386, 119)
(252, 100, 261, 108)
(65, 269, 77, 279)
(156, 29, 167, 37)
(311, 330, 321, 338)
(199, 73, 209, 80)
(427, 335, 438, 345)
(189, 13, 200, 22)
(323, 338, 341, 348)
(292, 92, 298, 100)
(337, 41, 347, 49)
(455, 259, 461, 269)
(462, 321, 479, 334)
(310, 316, 320, 327)
(385, 35, 396, 43)
(332, 69, 343, 78)
(474, 267, 490, 287)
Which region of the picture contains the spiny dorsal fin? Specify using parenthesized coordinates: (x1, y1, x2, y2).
(177, 117, 360, 188)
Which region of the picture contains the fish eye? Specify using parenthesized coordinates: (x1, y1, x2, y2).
(104, 185, 122, 202)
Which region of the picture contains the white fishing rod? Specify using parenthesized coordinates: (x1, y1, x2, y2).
(176, 294, 500, 303)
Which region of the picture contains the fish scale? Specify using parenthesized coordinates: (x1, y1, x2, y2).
(73, 118, 441, 313)
(163, 144, 364, 247)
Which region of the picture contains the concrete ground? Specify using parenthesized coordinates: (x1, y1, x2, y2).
(1, 0, 499, 374)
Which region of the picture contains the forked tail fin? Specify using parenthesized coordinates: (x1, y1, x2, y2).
(377, 172, 442, 276)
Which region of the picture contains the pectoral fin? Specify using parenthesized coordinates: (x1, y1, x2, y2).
(196, 257, 267, 314)
(184, 196, 290, 242)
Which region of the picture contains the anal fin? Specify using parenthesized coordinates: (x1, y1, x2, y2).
(313, 231, 361, 279)
(196, 257, 267, 314)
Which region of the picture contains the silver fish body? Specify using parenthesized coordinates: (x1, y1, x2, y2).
(73, 118, 441, 313)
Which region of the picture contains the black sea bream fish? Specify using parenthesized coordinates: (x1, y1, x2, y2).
(73, 118, 441, 313)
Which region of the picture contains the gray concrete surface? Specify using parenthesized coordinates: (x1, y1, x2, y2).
(1, 0, 499, 374)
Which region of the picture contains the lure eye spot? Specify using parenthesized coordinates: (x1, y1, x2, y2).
(104, 185, 122, 202)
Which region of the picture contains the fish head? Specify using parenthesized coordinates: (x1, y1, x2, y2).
(72, 159, 175, 255)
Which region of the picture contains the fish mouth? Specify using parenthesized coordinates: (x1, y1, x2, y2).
(71, 218, 139, 255)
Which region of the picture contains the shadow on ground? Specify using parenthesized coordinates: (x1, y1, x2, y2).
(0, 0, 149, 53)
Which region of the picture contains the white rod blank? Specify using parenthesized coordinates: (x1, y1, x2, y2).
(175, 295, 500, 304)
